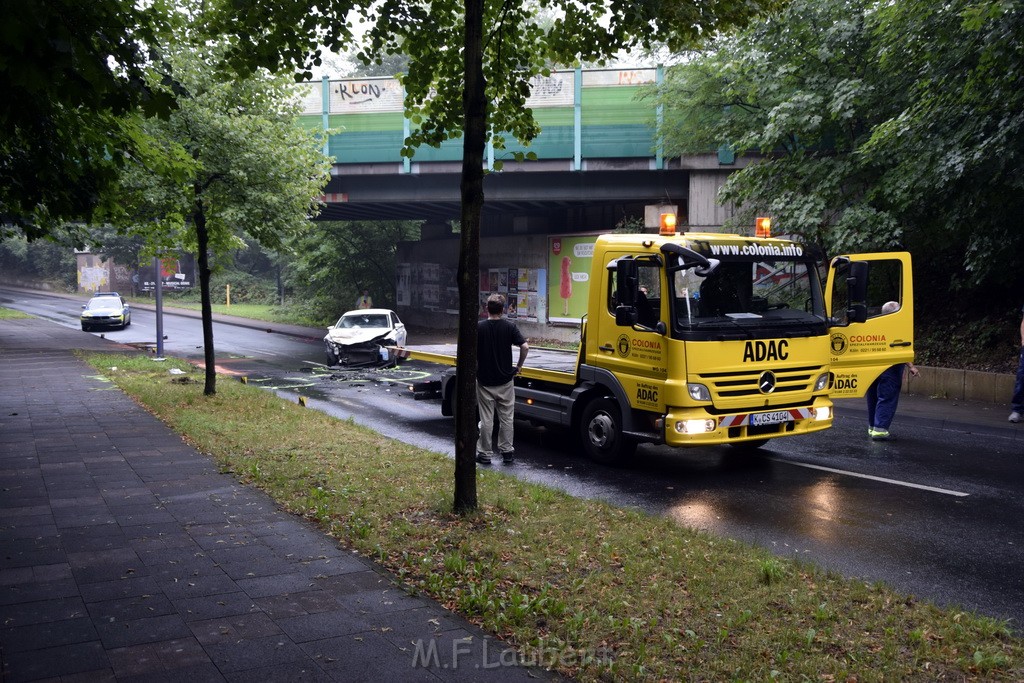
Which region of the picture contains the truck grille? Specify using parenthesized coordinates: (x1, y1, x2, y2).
(697, 365, 823, 399)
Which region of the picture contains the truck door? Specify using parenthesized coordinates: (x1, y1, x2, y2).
(824, 252, 914, 398)
(595, 252, 667, 412)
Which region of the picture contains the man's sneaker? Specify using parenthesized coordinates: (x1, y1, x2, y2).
(475, 453, 492, 465)
(501, 452, 515, 465)
(867, 427, 877, 437)
(870, 428, 890, 440)
(1010, 411, 1021, 424)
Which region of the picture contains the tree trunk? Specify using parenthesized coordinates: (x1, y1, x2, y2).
(194, 197, 217, 396)
(453, 0, 486, 514)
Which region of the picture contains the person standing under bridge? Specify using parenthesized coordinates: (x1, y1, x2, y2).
(476, 293, 529, 465)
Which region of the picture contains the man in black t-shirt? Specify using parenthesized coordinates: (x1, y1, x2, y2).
(476, 293, 529, 465)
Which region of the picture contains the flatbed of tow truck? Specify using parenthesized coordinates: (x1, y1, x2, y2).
(399, 344, 580, 386)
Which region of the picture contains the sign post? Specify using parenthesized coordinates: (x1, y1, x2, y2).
(153, 256, 165, 361)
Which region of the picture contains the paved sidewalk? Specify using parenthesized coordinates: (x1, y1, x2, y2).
(0, 317, 560, 682)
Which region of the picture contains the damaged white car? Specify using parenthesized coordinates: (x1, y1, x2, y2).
(324, 309, 408, 367)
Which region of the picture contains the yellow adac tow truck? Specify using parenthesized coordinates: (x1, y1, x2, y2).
(400, 218, 914, 463)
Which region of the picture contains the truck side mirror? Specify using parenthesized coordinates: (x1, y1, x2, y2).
(615, 258, 638, 308)
(847, 303, 868, 324)
(846, 261, 869, 323)
(615, 306, 639, 327)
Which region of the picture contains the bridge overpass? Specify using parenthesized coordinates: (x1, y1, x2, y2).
(298, 67, 747, 233)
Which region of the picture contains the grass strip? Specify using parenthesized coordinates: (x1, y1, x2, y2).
(133, 300, 328, 327)
(83, 352, 1022, 681)
(0, 306, 32, 319)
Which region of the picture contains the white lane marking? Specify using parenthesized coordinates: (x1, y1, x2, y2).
(769, 458, 970, 497)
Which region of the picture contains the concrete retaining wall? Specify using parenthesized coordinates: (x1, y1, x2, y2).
(905, 366, 1015, 404)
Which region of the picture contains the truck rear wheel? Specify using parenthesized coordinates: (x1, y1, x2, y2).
(580, 397, 636, 464)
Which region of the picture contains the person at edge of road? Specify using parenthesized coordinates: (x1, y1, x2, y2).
(476, 293, 529, 466)
(1009, 303, 1024, 423)
(355, 289, 373, 309)
(866, 301, 920, 440)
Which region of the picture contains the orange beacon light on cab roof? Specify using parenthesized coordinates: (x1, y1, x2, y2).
(659, 212, 678, 236)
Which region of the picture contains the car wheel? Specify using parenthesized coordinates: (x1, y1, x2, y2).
(579, 397, 636, 465)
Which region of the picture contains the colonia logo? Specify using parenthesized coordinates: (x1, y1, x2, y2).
(830, 333, 848, 355)
(617, 335, 630, 357)
(742, 340, 788, 362)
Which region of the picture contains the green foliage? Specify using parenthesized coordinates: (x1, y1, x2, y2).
(99, 4, 335, 395)
(657, 0, 1024, 307)
(0, 235, 77, 290)
(613, 215, 647, 234)
(659, 0, 898, 252)
(108, 41, 332, 257)
(0, 0, 176, 238)
(161, 268, 280, 306)
(286, 220, 420, 319)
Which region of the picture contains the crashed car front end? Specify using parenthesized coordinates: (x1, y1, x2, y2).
(324, 332, 397, 368)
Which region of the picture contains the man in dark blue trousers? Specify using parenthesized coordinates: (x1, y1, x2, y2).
(866, 301, 919, 440)
(1010, 304, 1024, 424)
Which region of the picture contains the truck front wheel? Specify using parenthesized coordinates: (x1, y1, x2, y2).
(580, 397, 636, 464)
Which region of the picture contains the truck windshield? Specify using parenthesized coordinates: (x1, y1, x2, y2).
(670, 258, 826, 337)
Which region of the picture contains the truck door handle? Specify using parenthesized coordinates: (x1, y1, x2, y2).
(890, 340, 912, 347)
(599, 344, 614, 353)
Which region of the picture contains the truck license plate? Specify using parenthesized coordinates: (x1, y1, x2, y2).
(750, 411, 791, 426)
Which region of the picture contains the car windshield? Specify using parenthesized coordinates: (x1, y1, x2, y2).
(338, 314, 388, 329)
(86, 298, 123, 311)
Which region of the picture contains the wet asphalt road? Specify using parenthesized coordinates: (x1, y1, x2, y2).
(4, 287, 1022, 632)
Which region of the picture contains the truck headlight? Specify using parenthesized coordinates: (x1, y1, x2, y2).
(814, 373, 829, 392)
(814, 406, 832, 420)
(675, 418, 716, 434)
(687, 383, 711, 402)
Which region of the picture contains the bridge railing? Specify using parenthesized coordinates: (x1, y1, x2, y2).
(297, 67, 663, 171)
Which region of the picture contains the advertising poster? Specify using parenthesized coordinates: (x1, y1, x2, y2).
(396, 263, 411, 307)
(138, 254, 196, 292)
(479, 266, 544, 321)
(548, 235, 597, 324)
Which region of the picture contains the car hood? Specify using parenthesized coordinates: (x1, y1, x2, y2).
(324, 328, 392, 345)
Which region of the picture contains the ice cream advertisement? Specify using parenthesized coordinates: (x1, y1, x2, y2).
(548, 235, 597, 324)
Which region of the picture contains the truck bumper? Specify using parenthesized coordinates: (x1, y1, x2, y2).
(662, 397, 834, 447)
